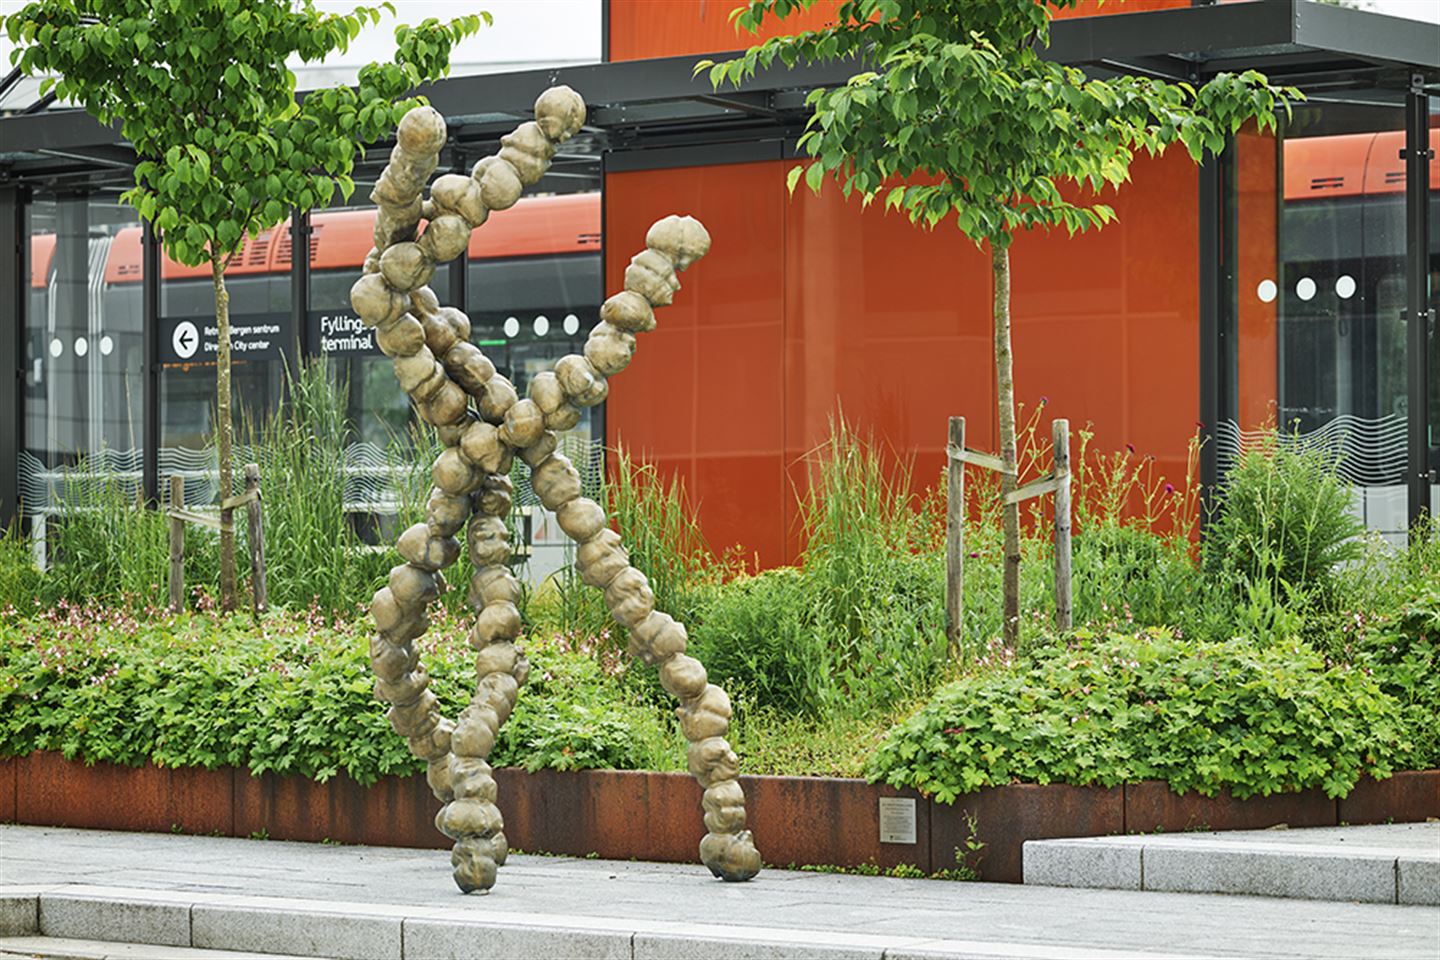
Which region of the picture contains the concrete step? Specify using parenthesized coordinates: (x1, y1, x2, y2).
(0, 935, 301, 960)
(1024, 822, 1440, 904)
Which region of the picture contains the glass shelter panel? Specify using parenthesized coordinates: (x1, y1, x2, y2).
(23, 193, 146, 533)
(1229, 99, 1437, 544)
(153, 224, 292, 507)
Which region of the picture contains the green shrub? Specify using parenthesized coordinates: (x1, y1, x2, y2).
(0, 528, 42, 617)
(491, 642, 674, 772)
(687, 568, 832, 715)
(1071, 524, 1198, 630)
(0, 360, 453, 617)
(0, 605, 668, 782)
(682, 421, 950, 717)
(866, 629, 1409, 803)
(238, 360, 397, 614)
(1344, 584, 1440, 768)
(36, 466, 213, 610)
(1204, 433, 1363, 606)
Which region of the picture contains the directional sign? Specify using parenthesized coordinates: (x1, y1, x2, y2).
(306, 310, 380, 358)
(160, 314, 292, 365)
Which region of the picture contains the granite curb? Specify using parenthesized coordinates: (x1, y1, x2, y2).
(0, 884, 1233, 960)
(1023, 824, 1440, 904)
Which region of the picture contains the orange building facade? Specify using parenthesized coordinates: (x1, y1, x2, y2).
(600, 0, 1436, 562)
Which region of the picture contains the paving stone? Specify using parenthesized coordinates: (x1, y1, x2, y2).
(1022, 839, 1141, 890)
(1396, 857, 1439, 906)
(1141, 846, 1397, 903)
(39, 893, 190, 947)
(191, 904, 400, 960)
(887, 939, 1214, 959)
(633, 929, 883, 959)
(0, 894, 37, 937)
(401, 917, 631, 959)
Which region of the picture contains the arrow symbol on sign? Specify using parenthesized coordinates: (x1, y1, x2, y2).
(172, 321, 200, 359)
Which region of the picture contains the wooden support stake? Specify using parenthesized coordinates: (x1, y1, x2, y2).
(946, 416, 965, 657)
(1053, 419, 1073, 632)
(1003, 474, 1060, 506)
(166, 508, 231, 532)
(245, 463, 267, 615)
(953, 447, 1009, 475)
(168, 475, 184, 611)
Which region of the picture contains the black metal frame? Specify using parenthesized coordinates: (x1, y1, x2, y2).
(446, 147, 469, 315)
(1404, 77, 1433, 535)
(1197, 150, 1224, 518)
(0, 186, 23, 530)
(142, 218, 160, 505)
(291, 210, 312, 366)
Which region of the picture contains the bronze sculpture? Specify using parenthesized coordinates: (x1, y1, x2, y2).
(352, 87, 762, 893)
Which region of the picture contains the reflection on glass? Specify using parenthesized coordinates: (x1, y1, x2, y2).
(157, 223, 292, 454)
(1267, 99, 1437, 543)
(23, 193, 147, 523)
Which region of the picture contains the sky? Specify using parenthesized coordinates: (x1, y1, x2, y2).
(1356, 0, 1440, 23)
(291, 1, 602, 83)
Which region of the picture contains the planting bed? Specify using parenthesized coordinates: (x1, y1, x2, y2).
(4, 753, 1435, 883)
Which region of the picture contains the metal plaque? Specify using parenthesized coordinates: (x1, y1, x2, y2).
(878, 797, 917, 845)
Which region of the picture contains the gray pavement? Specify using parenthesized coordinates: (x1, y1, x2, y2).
(0, 825, 1436, 959)
(1024, 822, 1440, 905)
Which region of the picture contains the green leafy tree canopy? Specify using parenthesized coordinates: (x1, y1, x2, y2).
(704, 0, 1296, 246)
(2, 0, 486, 267)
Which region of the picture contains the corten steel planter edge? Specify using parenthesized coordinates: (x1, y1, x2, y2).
(11, 754, 1439, 883)
(12, 751, 234, 836)
(739, 773, 934, 873)
(931, 782, 1126, 884)
(1122, 779, 1341, 834)
(231, 767, 449, 850)
(0, 754, 16, 822)
(1338, 770, 1440, 825)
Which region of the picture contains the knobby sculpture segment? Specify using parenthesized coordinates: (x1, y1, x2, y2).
(351, 86, 762, 893)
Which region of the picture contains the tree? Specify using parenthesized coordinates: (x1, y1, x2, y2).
(706, 0, 1296, 647)
(2, 0, 484, 610)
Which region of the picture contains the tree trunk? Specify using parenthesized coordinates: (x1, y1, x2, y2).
(212, 255, 236, 612)
(991, 239, 1020, 648)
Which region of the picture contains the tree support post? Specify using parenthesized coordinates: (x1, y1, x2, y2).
(1052, 419, 1072, 632)
(244, 463, 267, 614)
(168, 475, 184, 611)
(945, 416, 965, 657)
